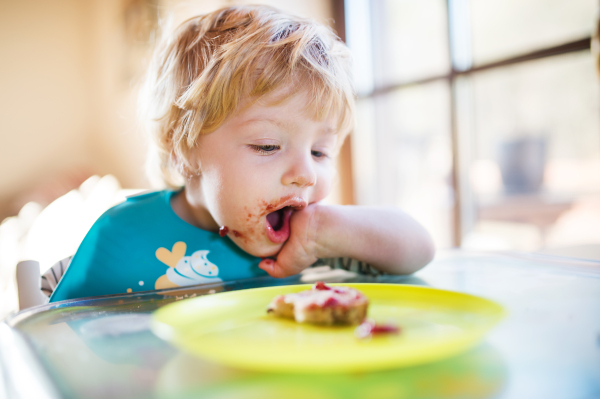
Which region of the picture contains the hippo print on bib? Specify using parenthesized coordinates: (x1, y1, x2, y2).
(155, 241, 222, 289)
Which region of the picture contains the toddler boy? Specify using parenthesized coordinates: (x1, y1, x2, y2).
(50, 5, 434, 302)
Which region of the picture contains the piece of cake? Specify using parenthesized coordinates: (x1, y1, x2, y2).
(266, 281, 368, 325)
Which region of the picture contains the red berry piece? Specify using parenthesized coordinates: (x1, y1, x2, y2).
(314, 281, 331, 290)
(355, 320, 400, 339)
(371, 324, 400, 334)
(323, 297, 339, 307)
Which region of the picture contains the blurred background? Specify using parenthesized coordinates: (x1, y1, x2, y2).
(1, 0, 599, 316)
(347, 0, 600, 257)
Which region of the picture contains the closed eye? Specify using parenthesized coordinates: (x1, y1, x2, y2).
(248, 144, 280, 155)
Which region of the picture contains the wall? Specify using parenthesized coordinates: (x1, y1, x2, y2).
(0, 0, 97, 213)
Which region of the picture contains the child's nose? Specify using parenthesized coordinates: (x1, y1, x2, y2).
(281, 153, 317, 187)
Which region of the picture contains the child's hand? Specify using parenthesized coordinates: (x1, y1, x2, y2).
(258, 204, 321, 278)
(259, 204, 435, 278)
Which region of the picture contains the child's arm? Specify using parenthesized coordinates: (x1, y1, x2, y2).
(258, 204, 435, 278)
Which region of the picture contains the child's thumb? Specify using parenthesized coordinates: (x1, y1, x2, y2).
(258, 259, 278, 277)
(258, 258, 288, 278)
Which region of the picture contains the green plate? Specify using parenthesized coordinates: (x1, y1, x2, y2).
(151, 284, 505, 373)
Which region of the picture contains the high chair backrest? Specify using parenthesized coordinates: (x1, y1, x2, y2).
(16, 260, 48, 310)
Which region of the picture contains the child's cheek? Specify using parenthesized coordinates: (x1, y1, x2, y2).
(236, 206, 260, 243)
(313, 166, 335, 202)
(222, 203, 265, 246)
(312, 182, 332, 204)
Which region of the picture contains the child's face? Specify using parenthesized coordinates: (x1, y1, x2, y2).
(188, 90, 340, 257)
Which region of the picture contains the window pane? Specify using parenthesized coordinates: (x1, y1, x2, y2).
(470, 0, 596, 65)
(371, 0, 450, 85)
(353, 81, 455, 248)
(461, 52, 600, 251)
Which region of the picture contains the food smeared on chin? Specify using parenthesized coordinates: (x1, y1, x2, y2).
(219, 226, 229, 237)
(266, 282, 369, 325)
(354, 319, 400, 339)
(219, 225, 242, 238)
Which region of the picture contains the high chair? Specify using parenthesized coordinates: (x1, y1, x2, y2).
(16, 260, 48, 310)
(9, 175, 142, 312)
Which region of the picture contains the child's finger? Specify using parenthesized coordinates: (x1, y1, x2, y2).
(258, 258, 289, 278)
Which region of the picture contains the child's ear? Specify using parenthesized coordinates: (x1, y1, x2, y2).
(171, 151, 201, 179)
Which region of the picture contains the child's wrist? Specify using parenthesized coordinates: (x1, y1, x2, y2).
(309, 204, 343, 259)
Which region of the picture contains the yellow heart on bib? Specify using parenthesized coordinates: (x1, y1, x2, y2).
(156, 241, 187, 268)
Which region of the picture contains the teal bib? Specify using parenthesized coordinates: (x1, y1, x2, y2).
(50, 190, 264, 302)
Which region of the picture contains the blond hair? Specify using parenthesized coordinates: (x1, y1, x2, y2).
(139, 5, 355, 188)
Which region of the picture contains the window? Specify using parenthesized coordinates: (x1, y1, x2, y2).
(345, 0, 599, 252)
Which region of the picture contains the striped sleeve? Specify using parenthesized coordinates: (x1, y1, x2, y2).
(313, 257, 385, 276)
(41, 256, 72, 297)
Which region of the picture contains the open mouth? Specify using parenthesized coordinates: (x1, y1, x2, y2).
(266, 207, 288, 231)
(265, 206, 294, 244)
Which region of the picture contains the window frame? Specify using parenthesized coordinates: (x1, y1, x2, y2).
(337, 0, 593, 246)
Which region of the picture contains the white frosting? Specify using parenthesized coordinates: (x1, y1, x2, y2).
(284, 286, 365, 321)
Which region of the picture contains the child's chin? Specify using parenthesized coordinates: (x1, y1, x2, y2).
(242, 242, 282, 259)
